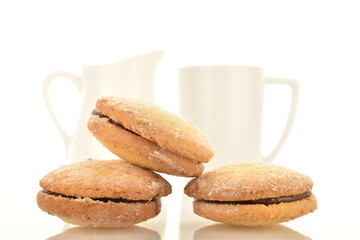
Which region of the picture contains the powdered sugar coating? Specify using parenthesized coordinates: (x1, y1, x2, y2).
(95, 97, 214, 163)
(185, 162, 313, 201)
(40, 159, 172, 200)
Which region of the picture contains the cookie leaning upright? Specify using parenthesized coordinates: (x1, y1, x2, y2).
(88, 97, 214, 177)
(37, 159, 171, 227)
(184, 162, 317, 226)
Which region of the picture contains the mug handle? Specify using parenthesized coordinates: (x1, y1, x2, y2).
(43, 71, 83, 148)
(262, 78, 299, 163)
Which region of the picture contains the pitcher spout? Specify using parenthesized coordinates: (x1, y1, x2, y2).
(132, 50, 164, 64)
(110, 51, 164, 101)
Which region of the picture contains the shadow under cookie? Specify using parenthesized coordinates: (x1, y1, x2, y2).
(48, 225, 160, 240)
(194, 223, 312, 240)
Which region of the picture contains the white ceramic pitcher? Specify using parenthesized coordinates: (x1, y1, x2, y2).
(43, 51, 163, 162)
(180, 65, 299, 168)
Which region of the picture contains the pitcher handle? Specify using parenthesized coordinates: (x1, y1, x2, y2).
(43, 71, 83, 148)
(262, 78, 299, 163)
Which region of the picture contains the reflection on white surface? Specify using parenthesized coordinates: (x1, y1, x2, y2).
(48, 225, 160, 240)
(194, 224, 312, 240)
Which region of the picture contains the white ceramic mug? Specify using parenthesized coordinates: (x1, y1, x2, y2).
(179, 65, 299, 168)
(43, 51, 163, 163)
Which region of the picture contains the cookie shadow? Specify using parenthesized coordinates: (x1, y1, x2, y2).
(48, 225, 161, 240)
(194, 223, 312, 240)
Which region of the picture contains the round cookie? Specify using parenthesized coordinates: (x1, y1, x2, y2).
(88, 97, 214, 177)
(37, 159, 171, 227)
(184, 162, 317, 226)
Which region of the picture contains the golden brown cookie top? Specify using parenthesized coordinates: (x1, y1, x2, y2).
(40, 159, 172, 200)
(95, 96, 214, 163)
(184, 162, 313, 201)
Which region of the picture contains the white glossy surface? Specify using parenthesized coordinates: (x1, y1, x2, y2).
(1, 164, 360, 240)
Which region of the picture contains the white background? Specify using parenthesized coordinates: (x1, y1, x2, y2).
(1, 0, 360, 239)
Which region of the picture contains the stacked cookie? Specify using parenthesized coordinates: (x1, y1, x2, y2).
(87, 97, 213, 177)
(37, 96, 214, 227)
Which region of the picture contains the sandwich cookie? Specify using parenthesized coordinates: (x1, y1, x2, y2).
(88, 97, 214, 177)
(37, 159, 171, 227)
(184, 162, 317, 226)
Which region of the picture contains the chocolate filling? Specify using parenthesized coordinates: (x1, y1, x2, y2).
(204, 191, 311, 205)
(44, 190, 154, 203)
(92, 109, 140, 136)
